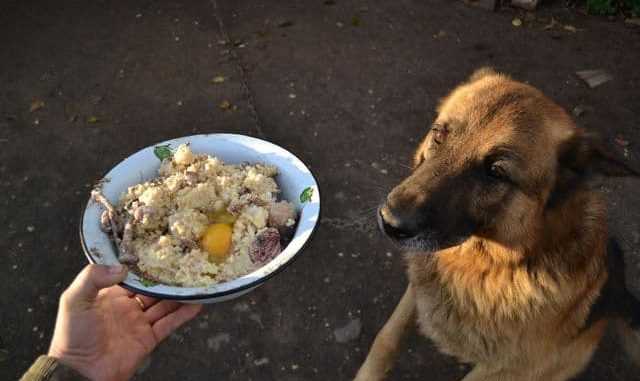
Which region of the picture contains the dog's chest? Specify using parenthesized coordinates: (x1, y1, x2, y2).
(407, 255, 526, 363)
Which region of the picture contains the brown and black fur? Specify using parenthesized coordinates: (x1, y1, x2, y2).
(355, 68, 640, 381)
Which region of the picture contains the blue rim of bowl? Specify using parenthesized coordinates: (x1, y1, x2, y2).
(78, 135, 322, 301)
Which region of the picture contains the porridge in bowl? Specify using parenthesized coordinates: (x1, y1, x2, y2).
(92, 144, 298, 287)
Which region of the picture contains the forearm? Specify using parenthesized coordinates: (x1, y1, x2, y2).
(20, 355, 90, 381)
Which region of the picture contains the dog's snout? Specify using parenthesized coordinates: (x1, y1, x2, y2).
(379, 206, 417, 240)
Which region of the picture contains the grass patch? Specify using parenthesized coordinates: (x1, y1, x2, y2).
(587, 0, 617, 14)
(585, 0, 640, 15)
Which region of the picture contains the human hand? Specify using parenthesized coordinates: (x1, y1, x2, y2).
(48, 264, 202, 381)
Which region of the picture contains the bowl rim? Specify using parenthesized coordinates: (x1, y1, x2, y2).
(79, 133, 322, 301)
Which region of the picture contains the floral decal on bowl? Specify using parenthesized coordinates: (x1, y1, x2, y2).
(153, 144, 173, 161)
(139, 278, 159, 287)
(300, 187, 314, 203)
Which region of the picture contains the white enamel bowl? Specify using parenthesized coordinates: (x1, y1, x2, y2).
(80, 134, 321, 303)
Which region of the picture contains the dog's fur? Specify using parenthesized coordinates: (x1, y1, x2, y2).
(355, 69, 640, 381)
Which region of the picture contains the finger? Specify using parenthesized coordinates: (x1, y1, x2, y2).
(152, 304, 202, 342)
(132, 295, 159, 311)
(63, 264, 127, 307)
(144, 300, 182, 323)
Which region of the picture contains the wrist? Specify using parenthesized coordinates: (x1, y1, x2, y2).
(47, 347, 96, 380)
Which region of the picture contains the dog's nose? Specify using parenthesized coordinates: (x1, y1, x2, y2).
(378, 206, 417, 240)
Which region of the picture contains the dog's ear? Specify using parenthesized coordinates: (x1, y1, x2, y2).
(467, 67, 498, 83)
(558, 129, 639, 178)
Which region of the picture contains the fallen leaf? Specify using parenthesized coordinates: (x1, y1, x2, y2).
(512, 18, 523, 27)
(87, 116, 99, 124)
(30, 99, 45, 112)
(219, 100, 236, 111)
(576, 69, 613, 88)
(433, 30, 447, 39)
(351, 16, 361, 27)
(512, 0, 540, 11)
(563, 25, 578, 33)
(543, 17, 558, 30)
(572, 105, 586, 117)
(211, 76, 225, 84)
(278, 20, 294, 28)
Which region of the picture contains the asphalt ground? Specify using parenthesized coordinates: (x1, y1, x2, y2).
(1, 1, 639, 379)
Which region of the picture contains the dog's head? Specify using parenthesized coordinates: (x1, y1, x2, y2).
(379, 68, 638, 252)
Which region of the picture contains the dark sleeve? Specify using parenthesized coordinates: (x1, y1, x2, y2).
(19, 356, 90, 381)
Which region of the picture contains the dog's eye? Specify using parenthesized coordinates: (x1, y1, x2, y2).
(486, 162, 508, 180)
(431, 124, 448, 145)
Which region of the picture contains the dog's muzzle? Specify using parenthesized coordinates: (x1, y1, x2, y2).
(378, 206, 418, 240)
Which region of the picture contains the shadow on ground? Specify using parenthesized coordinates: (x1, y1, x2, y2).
(1, 0, 639, 380)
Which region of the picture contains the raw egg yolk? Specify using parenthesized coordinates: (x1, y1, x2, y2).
(201, 223, 233, 263)
(207, 209, 237, 224)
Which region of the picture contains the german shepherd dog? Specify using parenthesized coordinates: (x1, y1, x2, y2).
(355, 68, 640, 381)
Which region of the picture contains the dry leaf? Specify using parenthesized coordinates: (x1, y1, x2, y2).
(30, 99, 45, 113)
(543, 17, 558, 30)
(211, 76, 225, 84)
(576, 69, 612, 88)
(87, 116, 99, 124)
(433, 30, 447, 39)
(219, 100, 232, 110)
(572, 105, 586, 117)
(563, 25, 578, 33)
(277, 20, 294, 28)
(512, 18, 523, 27)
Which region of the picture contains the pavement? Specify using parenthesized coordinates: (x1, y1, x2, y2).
(1, 0, 640, 380)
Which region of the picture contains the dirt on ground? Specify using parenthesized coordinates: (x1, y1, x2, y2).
(1, 0, 639, 380)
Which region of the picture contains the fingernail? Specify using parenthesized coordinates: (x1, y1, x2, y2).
(108, 264, 124, 275)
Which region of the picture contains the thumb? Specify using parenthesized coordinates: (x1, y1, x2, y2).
(63, 264, 128, 307)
